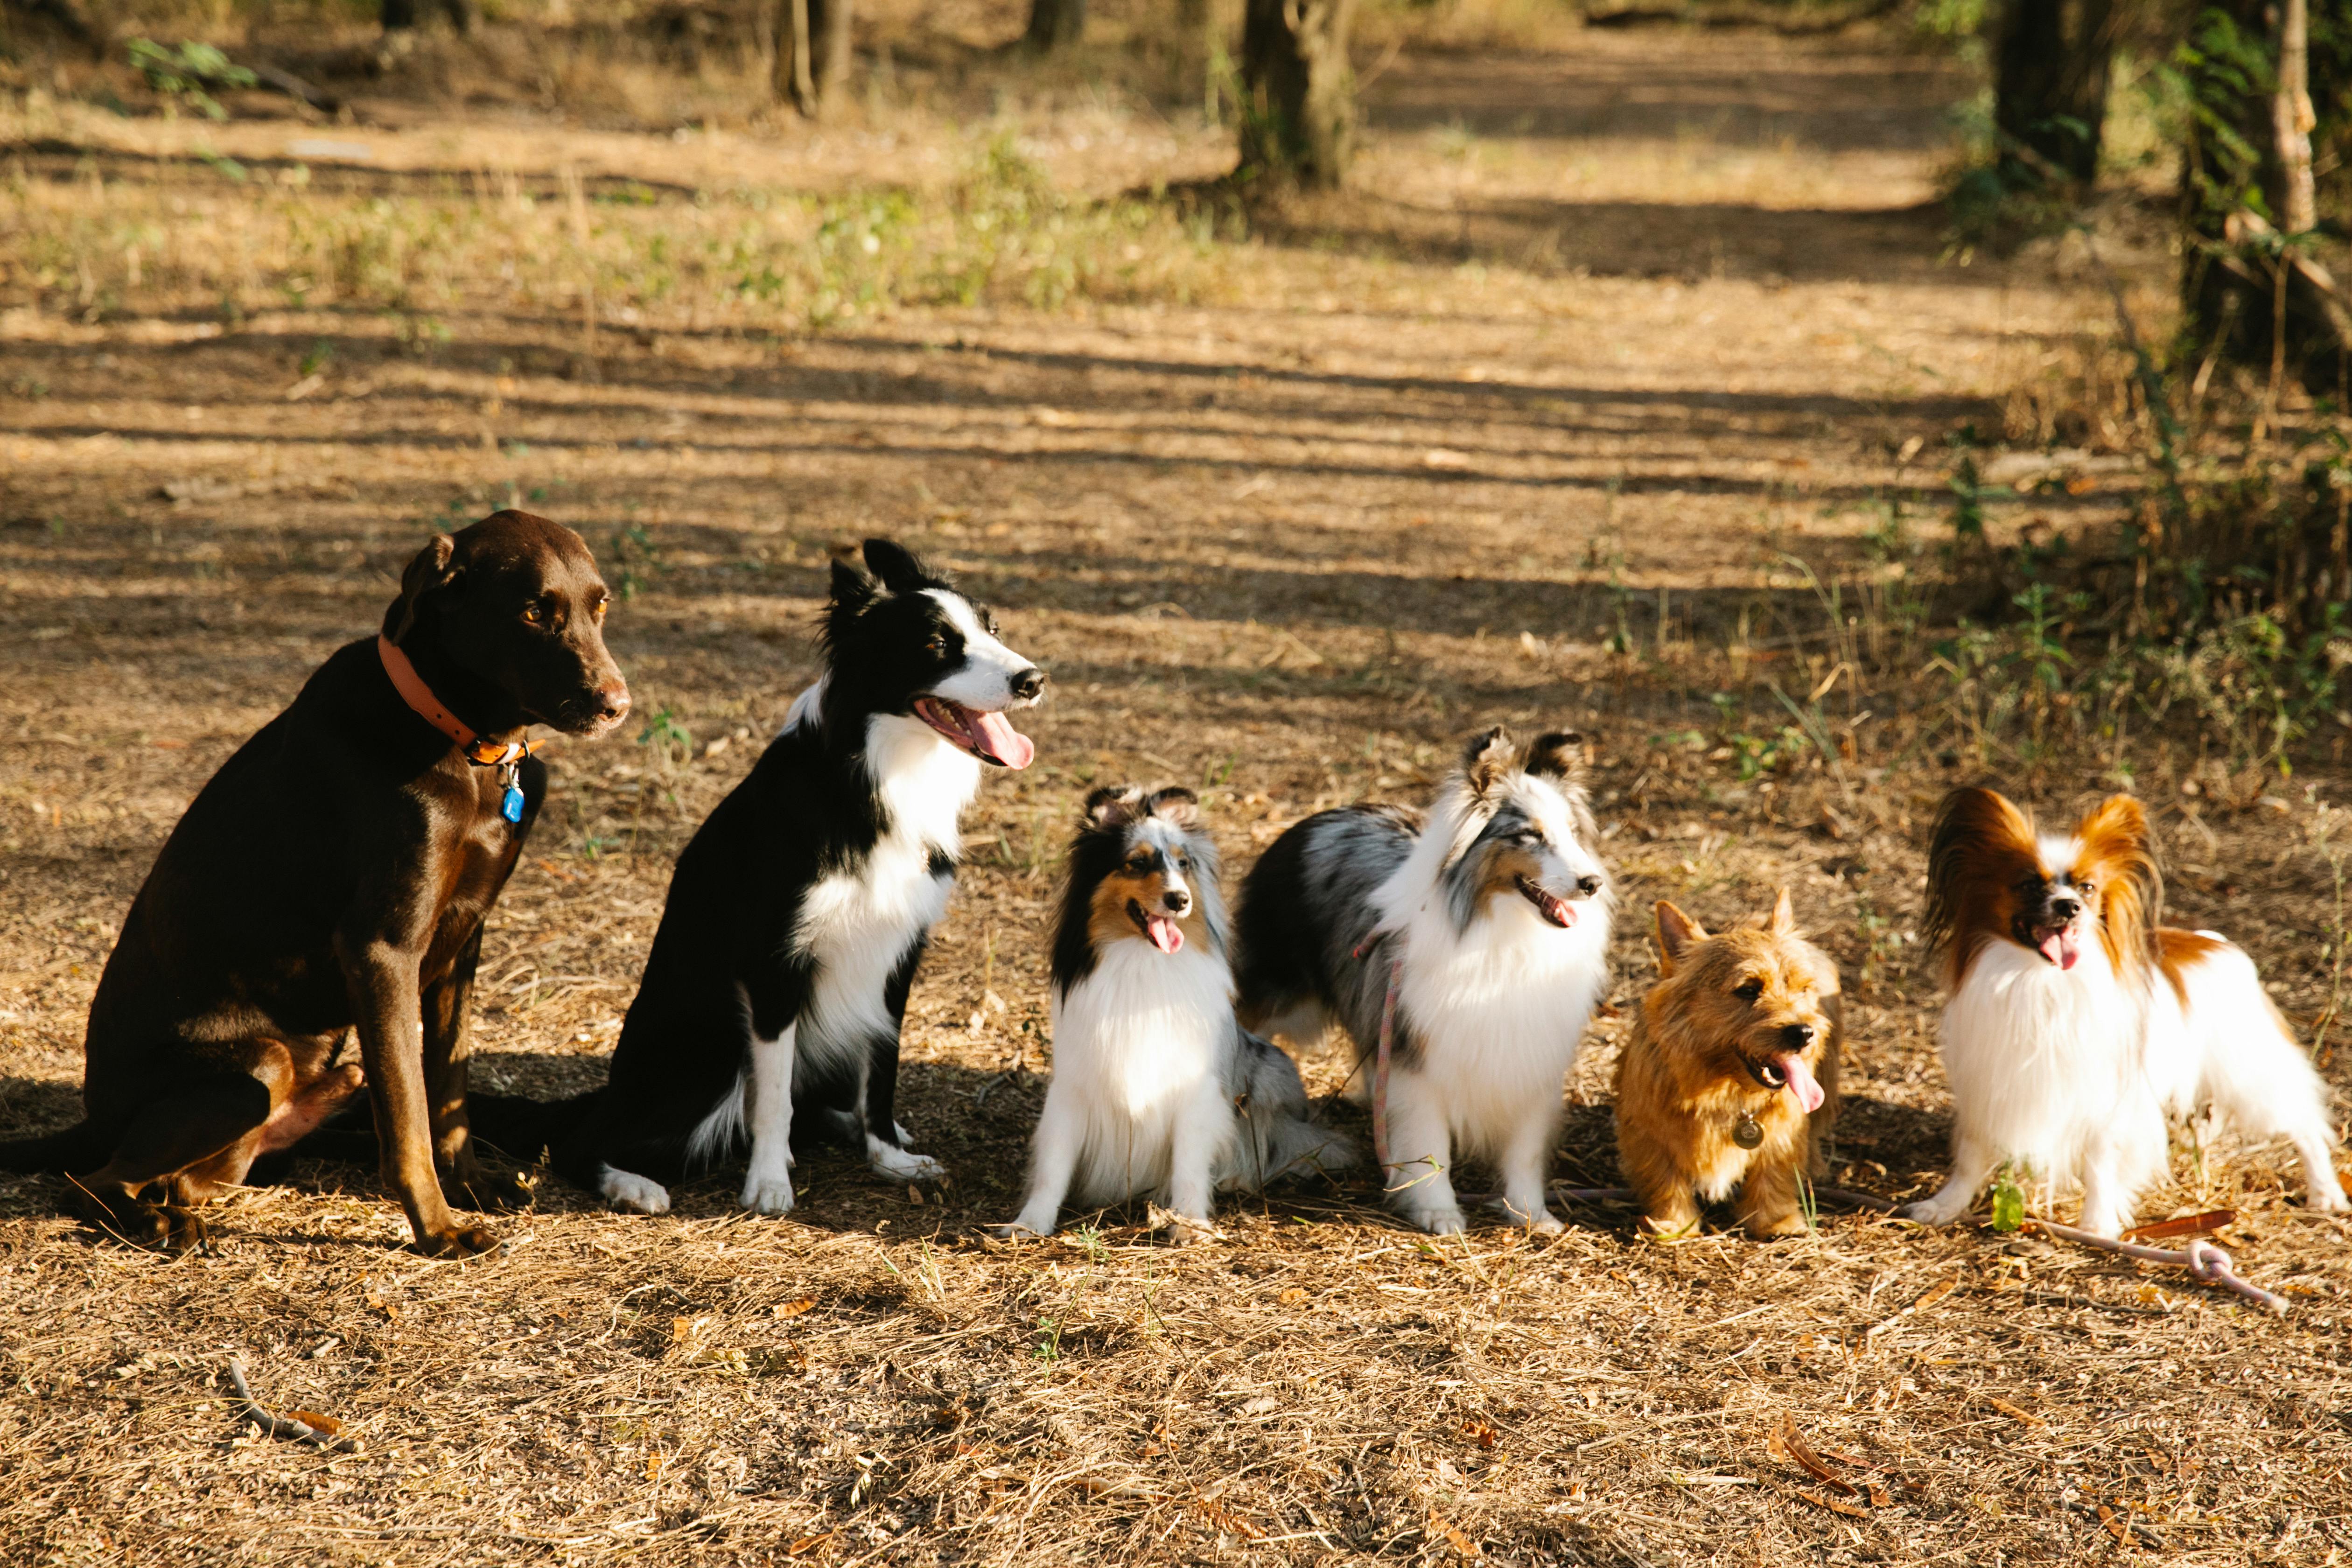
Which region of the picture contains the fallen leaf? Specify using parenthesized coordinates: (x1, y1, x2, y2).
(786, 1532, 833, 1556)
(772, 1298, 816, 1318)
(1981, 1394, 2046, 1428)
(1428, 1508, 1479, 1555)
(670, 1315, 703, 1346)
(1794, 1487, 1870, 1519)
(2097, 1502, 2131, 1544)
(286, 1410, 343, 1436)
(1277, 1287, 1306, 1305)
(1460, 1416, 1498, 1450)
(2123, 1210, 2234, 1242)
(1773, 1416, 1856, 1495)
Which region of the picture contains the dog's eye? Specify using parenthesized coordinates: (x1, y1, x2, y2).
(2076, 880, 2096, 897)
(591, 597, 609, 621)
(1734, 978, 1764, 1001)
(522, 602, 548, 626)
(926, 636, 947, 658)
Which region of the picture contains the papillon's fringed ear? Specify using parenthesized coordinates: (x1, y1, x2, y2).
(1769, 886, 1797, 936)
(1461, 725, 1518, 798)
(1084, 785, 1146, 831)
(2077, 792, 2161, 943)
(1655, 901, 1705, 975)
(1524, 731, 1584, 780)
(1145, 786, 1201, 830)
(1922, 785, 2041, 966)
(384, 533, 458, 642)
(861, 537, 938, 595)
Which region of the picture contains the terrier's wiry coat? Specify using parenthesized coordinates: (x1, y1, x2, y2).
(1613, 890, 1841, 1238)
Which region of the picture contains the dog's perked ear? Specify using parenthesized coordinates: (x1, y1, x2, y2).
(1084, 785, 1146, 831)
(1461, 726, 1519, 799)
(861, 537, 938, 595)
(1655, 901, 1705, 975)
(1769, 886, 1797, 936)
(1524, 731, 1583, 780)
(1144, 786, 1201, 830)
(384, 533, 459, 642)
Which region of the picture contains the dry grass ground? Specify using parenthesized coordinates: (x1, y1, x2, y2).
(5, 10, 2352, 1565)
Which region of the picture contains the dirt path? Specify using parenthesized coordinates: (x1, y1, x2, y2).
(2, 27, 2340, 1567)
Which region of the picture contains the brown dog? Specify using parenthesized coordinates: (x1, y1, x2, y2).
(0, 511, 628, 1254)
(1613, 889, 1841, 1238)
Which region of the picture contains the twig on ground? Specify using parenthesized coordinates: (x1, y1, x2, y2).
(224, 1359, 357, 1450)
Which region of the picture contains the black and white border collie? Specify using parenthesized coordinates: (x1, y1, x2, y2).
(1232, 727, 1613, 1235)
(547, 539, 1043, 1214)
(1003, 787, 1351, 1242)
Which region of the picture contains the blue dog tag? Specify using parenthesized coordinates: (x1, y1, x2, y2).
(502, 784, 525, 824)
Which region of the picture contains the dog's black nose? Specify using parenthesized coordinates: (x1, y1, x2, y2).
(1780, 1022, 1816, 1049)
(1009, 667, 1045, 702)
(1575, 874, 1603, 897)
(1163, 889, 1191, 915)
(2048, 896, 2081, 922)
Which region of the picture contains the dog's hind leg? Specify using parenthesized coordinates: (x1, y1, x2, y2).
(71, 1071, 278, 1249)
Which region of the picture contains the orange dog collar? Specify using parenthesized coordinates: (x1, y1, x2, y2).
(376, 634, 534, 769)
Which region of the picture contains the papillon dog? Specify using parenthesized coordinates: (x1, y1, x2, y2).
(1904, 786, 2346, 1237)
(1232, 727, 1614, 1234)
(1005, 787, 1351, 1242)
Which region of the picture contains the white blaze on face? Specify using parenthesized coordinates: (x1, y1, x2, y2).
(924, 590, 1036, 712)
(1508, 774, 1605, 894)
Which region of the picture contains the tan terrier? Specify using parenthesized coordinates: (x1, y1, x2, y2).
(1613, 889, 1841, 1238)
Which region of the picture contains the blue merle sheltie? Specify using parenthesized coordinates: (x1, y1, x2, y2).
(1232, 727, 1613, 1235)
(505, 539, 1044, 1215)
(1002, 786, 1352, 1243)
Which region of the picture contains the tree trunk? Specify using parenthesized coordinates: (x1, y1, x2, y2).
(1990, 0, 2118, 188)
(773, 0, 850, 117)
(1025, 0, 1084, 51)
(1236, 0, 1357, 189)
(2182, 0, 2352, 396)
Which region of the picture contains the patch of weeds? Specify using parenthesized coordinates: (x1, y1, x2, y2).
(637, 707, 693, 768)
(1709, 693, 1813, 781)
(609, 520, 658, 600)
(1987, 1164, 2026, 1232)
(297, 339, 336, 378)
(126, 39, 255, 121)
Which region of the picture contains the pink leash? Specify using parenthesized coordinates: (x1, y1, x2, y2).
(1353, 934, 1403, 1175)
(2026, 1217, 2289, 1314)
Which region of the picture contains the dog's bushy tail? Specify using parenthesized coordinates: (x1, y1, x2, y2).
(465, 1091, 599, 1165)
(0, 1120, 110, 1174)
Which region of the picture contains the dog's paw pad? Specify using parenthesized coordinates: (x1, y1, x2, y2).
(1413, 1209, 1468, 1236)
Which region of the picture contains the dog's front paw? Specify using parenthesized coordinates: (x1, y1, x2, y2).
(1407, 1206, 1468, 1236)
(985, 1218, 1050, 1241)
(444, 1164, 533, 1213)
(1900, 1196, 1966, 1227)
(413, 1222, 500, 1257)
(741, 1172, 797, 1215)
(598, 1166, 672, 1214)
(2307, 1179, 2351, 1215)
(1491, 1196, 1562, 1234)
(867, 1141, 945, 1183)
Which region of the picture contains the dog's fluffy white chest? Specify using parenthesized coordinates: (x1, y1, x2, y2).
(788, 717, 977, 1058)
(1941, 940, 2148, 1179)
(1397, 900, 1611, 1146)
(1049, 942, 1235, 1202)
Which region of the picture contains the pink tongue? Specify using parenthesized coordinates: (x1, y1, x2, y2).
(1146, 914, 1184, 954)
(1546, 895, 1576, 929)
(1776, 1053, 1826, 1113)
(967, 708, 1035, 770)
(2037, 930, 2081, 970)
